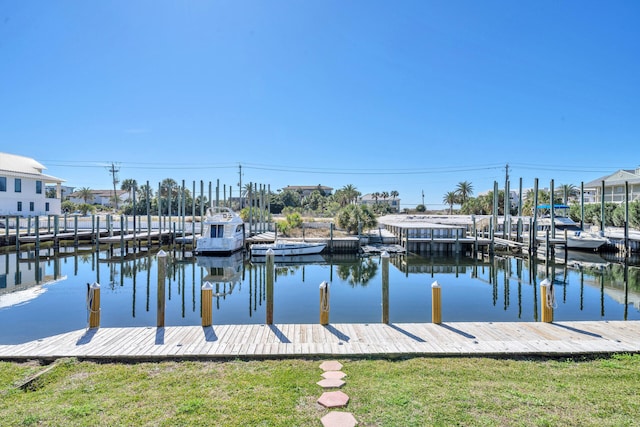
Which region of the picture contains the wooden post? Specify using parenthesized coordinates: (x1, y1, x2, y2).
(381, 251, 389, 324)
(319, 281, 329, 325)
(157, 250, 167, 327)
(88, 282, 101, 328)
(533, 178, 539, 251)
(580, 181, 585, 230)
(97, 215, 103, 249)
(625, 180, 629, 255)
(601, 180, 606, 233)
(266, 248, 274, 325)
(120, 215, 125, 254)
(201, 281, 213, 326)
(540, 278, 554, 323)
(550, 179, 555, 239)
(330, 222, 334, 253)
(35, 216, 40, 253)
(431, 280, 442, 324)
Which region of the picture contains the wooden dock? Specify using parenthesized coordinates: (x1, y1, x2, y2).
(1, 321, 638, 362)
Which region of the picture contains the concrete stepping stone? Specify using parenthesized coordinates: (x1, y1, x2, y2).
(320, 361, 343, 371)
(321, 411, 358, 427)
(317, 378, 346, 388)
(322, 370, 346, 380)
(318, 390, 350, 408)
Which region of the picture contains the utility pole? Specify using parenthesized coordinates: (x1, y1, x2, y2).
(504, 163, 510, 218)
(108, 162, 120, 209)
(421, 190, 425, 206)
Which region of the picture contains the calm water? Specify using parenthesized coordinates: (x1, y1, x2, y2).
(1, 246, 639, 344)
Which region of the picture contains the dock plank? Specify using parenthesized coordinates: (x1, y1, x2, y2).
(1, 321, 639, 361)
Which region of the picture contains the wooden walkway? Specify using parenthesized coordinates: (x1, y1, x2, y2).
(1, 321, 638, 362)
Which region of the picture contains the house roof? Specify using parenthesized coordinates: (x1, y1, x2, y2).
(584, 169, 640, 188)
(282, 185, 333, 192)
(0, 152, 64, 183)
(69, 190, 128, 198)
(360, 193, 400, 201)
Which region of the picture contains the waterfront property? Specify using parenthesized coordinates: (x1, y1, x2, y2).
(0, 152, 64, 216)
(377, 214, 492, 254)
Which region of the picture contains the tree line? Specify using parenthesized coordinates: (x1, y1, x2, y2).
(442, 181, 640, 228)
(57, 179, 402, 235)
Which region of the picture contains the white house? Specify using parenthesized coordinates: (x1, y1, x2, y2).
(584, 168, 640, 204)
(0, 152, 64, 217)
(68, 189, 129, 208)
(281, 185, 333, 197)
(359, 193, 401, 212)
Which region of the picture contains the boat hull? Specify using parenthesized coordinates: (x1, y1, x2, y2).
(194, 237, 244, 255)
(250, 242, 326, 256)
(565, 235, 607, 250)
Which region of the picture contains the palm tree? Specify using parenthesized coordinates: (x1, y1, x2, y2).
(455, 181, 474, 206)
(390, 190, 399, 200)
(341, 184, 360, 205)
(443, 191, 458, 214)
(121, 179, 138, 201)
(381, 191, 389, 203)
(78, 187, 93, 203)
(557, 183, 578, 204)
(160, 178, 178, 198)
(372, 192, 381, 205)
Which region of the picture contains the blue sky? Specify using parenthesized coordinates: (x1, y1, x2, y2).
(2, 1, 639, 209)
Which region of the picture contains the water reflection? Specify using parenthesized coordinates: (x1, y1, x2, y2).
(0, 246, 639, 344)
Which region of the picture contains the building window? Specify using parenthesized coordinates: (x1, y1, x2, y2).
(45, 202, 50, 212)
(0, 177, 6, 192)
(17, 202, 22, 212)
(30, 202, 35, 211)
(15, 178, 21, 193)
(36, 180, 42, 194)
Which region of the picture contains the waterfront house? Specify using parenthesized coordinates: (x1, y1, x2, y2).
(281, 185, 333, 197)
(584, 168, 640, 203)
(0, 152, 64, 217)
(68, 189, 129, 208)
(359, 193, 401, 212)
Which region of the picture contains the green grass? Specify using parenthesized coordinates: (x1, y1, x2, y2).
(1, 354, 639, 426)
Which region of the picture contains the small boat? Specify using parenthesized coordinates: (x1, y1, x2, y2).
(194, 207, 245, 255)
(536, 204, 608, 250)
(250, 241, 326, 256)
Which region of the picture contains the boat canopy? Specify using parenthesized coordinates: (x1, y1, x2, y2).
(536, 204, 570, 210)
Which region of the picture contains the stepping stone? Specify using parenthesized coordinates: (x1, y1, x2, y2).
(322, 371, 346, 380)
(317, 378, 346, 388)
(321, 411, 358, 427)
(318, 390, 350, 408)
(320, 361, 343, 371)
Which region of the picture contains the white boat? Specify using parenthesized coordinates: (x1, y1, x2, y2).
(194, 207, 245, 255)
(250, 241, 326, 256)
(536, 204, 608, 250)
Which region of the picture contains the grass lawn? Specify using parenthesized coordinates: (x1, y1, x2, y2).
(1, 354, 638, 426)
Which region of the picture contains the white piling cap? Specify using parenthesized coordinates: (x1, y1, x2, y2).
(319, 281, 329, 289)
(431, 280, 441, 288)
(202, 281, 213, 290)
(157, 250, 167, 258)
(90, 282, 100, 289)
(540, 278, 551, 287)
(381, 251, 390, 258)
(266, 248, 274, 255)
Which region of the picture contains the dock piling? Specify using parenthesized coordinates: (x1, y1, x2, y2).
(319, 281, 330, 325)
(201, 282, 213, 326)
(431, 280, 442, 324)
